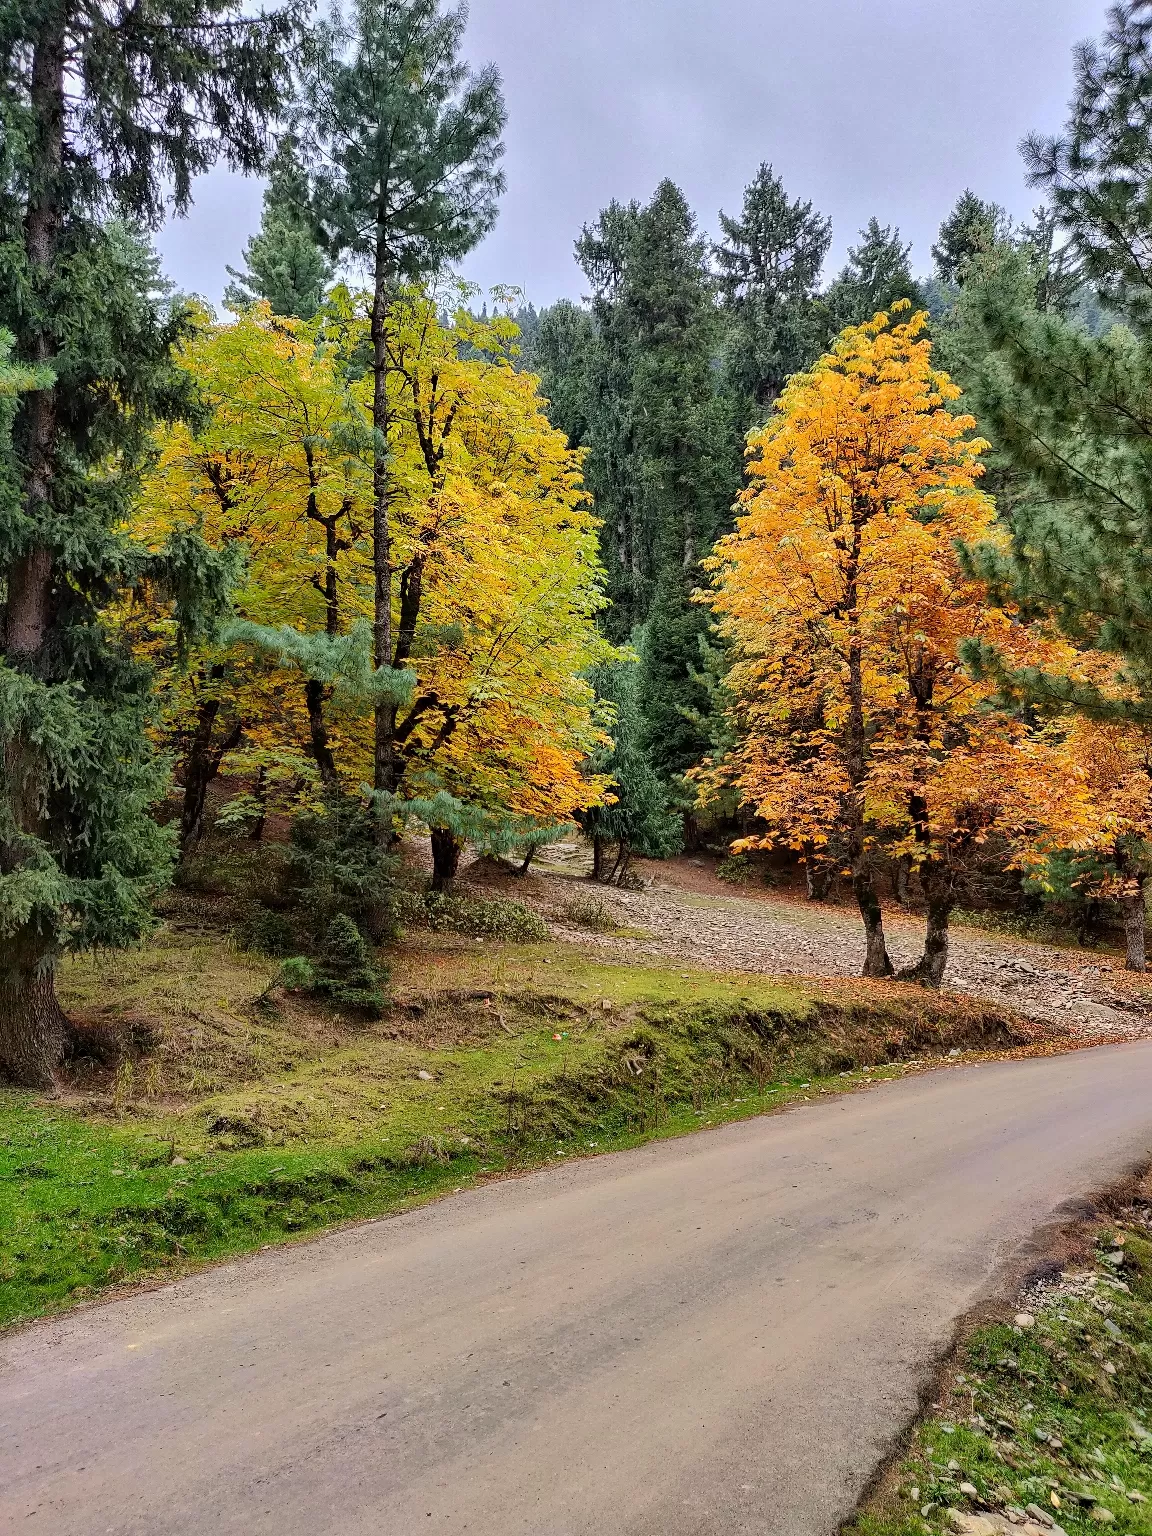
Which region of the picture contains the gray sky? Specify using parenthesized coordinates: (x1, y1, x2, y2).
(156, 0, 1111, 310)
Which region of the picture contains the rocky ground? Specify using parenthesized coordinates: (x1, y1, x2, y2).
(497, 845, 1152, 1042)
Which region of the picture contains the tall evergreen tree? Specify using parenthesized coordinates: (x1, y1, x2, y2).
(225, 139, 333, 319)
(575, 181, 736, 780)
(932, 190, 1011, 286)
(957, 1, 1152, 966)
(296, 0, 506, 798)
(0, 0, 299, 1083)
(578, 660, 681, 883)
(716, 163, 831, 424)
(823, 217, 923, 331)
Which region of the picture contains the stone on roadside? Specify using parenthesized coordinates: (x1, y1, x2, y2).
(959, 1482, 980, 1497)
(945, 1512, 998, 1536)
(1014, 1312, 1036, 1329)
(1090, 1510, 1115, 1525)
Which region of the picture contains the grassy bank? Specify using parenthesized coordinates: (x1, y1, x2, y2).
(850, 1206, 1152, 1536)
(1, 926, 1034, 1331)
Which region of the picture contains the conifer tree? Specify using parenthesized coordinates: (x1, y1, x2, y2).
(578, 661, 681, 884)
(716, 163, 831, 424)
(823, 218, 923, 331)
(0, 0, 299, 1084)
(932, 190, 1011, 286)
(296, 0, 506, 798)
(954, 1, 1152, 966)
(225, 140, 333, 319)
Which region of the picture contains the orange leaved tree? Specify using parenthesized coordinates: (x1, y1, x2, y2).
(704, 306, 1086, 983)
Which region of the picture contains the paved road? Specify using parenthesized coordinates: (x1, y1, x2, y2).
(5, 1045, 1152, 1536)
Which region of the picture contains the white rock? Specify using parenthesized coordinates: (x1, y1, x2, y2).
(416, 1070, 434, 1082)
(1015, 1312, 1036, 1329)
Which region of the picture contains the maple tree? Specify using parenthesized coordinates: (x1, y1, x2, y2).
(703, 307, 1088, 984)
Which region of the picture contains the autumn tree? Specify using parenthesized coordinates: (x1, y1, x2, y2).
(138, 292, 611, 886)
(951, 2, 1152, 967)
(295, 0, 506, 801)
(130, 303, 374, 846)
(0, 0, 299, 1084)
(705, 308, 1082, 984)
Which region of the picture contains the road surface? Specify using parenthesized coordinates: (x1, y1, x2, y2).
(5, 1043, 1152, 1535)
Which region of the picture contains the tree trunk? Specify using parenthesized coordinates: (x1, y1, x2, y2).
(179, 700, 241, 854)
(805, 857, 833, 902)
(900, 863, 953, 987)
(304, 679, 339, 787)
(430, 828, 461, 892)
(853, 864, 893, 977)
(592, 836, 605, 882)
(249, 767, 268, 842)
(893, 854, 913, 907)
(370, 232, 396, 810)
(0, 949, 69, 1088)
(844, 542, 892, 978)
(519, 845, 535, 876)
(1122, 879, 1147, 973)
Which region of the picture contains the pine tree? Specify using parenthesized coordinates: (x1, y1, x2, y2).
(932, 190, 1011, 286)
(296, 0, 506, 799)
(225, 140, 333, 320)
(0, 0, 299, 1085)
(823, 218, 923, 331)
(716, 163, 831, 423)
(956, 1, 1152, 967)
(578, 662, 682, 884)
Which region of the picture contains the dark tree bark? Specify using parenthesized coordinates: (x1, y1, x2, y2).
(248, 766, 268, 842)
(893, 854, 913, 907)
(0, 19, 68, 1085)
(804, 853, 833, 902)
(519, 845, 535, 876)
(842, 501, 893, 977)
(899, 861, 953, 988)
(0, 939, 69, 1088)
(591, 836, 605, 882)
(304, 679, 339, 787)
(1121, 877, 1147, 973)
(179, 695, 242, 853)
(430, 827, 461, 892)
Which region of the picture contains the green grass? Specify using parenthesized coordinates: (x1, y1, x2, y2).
(850, 1225, 1152, 1535)
(0, 928, 1030, 1332)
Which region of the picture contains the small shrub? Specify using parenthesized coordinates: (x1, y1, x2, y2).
(312, 914, 388, 1016)
(238, 907, 295, 958)
(390, 888, 548, 942)
(277, 956, 316, 992)
(717, 852, 754, 885)
(559, 893, 619, 933)
(288, 795, 400, 942)
(425, 892, 548, 941)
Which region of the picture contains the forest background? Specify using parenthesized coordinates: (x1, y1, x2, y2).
(6, 0, 1152, 1086)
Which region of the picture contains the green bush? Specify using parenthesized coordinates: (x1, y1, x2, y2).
(288, 795, 399, 942)
(391, 888, 548, 942)
(558, 893, 619, 932)
(238, 906, 296, 958)
(312, 915, 388, 1016)
(277, 956, 316, 992)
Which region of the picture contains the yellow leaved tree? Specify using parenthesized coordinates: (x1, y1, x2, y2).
(132, 289, 611, 874)
(703, 307, 1091, 983)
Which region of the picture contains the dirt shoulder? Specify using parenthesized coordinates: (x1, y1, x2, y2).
(846, 1172, 1152, 1536)
(464, 849, 1152, 1043)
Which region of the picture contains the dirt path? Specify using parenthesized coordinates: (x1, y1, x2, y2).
(8, 1043, 1152, 1535)
(513, 849, 1152, 1041)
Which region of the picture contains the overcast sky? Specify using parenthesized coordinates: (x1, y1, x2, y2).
(156, 0, 1111, 311)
